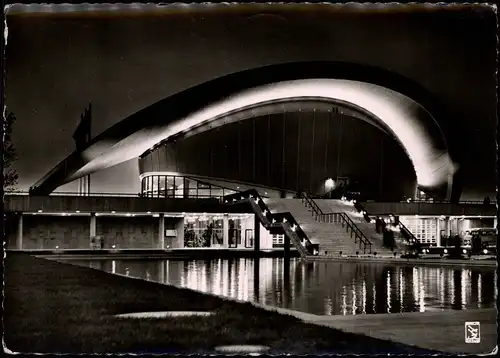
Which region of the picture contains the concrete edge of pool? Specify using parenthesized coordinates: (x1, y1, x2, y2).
(36, 252, 497, 268)
(58, 258, 497, 355)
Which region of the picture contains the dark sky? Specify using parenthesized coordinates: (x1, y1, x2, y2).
(4, 4, 497, 199)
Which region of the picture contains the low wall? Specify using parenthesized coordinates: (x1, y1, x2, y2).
(5, 215, 183, 250)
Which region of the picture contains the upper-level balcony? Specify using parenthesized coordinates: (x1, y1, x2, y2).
(3, 192, 250, 214)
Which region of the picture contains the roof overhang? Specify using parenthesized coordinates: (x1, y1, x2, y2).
(30, 61, 457, 199)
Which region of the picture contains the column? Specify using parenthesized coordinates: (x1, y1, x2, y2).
(223, 214, 229, 248)
(435, 218, 441, 247)
(16, 213, 23, 250)
(284, 235, 290, 259)
(90, 212, 96, 236)
(174, 217, 184, 248)
(89, 213, 97, 249)
(254, 214, 260, 253)
(158, 213, 165, 249)
(444, 217, 450, 237)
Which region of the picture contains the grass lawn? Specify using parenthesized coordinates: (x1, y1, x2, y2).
(4, 253, 443, 354)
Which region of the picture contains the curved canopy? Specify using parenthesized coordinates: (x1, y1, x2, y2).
(30, 61, 457, 198)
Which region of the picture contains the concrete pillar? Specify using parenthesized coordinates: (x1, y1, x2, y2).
(223, 214, 229, 248)
(435, 218, 441, 247)
(254, 214, 260, 253)
(174, 217, 184, 248)
(444, 217, 450, 237)
(284, 235, 290, 259)
(90, 213, 96, 237)
(16, 213, 23, 250)
(253, 259, 260, 301)
(158, 213, 165, 249)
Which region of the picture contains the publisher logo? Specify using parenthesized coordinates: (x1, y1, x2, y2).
(465, 321, 481, 344)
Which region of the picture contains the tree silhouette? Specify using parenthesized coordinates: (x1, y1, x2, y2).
(3, 112, 19, 190)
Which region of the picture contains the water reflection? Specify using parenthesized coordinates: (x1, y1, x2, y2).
(70, 258, 496, 315)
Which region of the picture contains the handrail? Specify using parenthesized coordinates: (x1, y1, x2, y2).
(6, 191, 141, 197)
(301, 192, 323, 218)
(301, 192, 372, 254)
(338, 212, 372, 254)
(397, 220, 419, 244)
(5, 191, 223, 200)
(370, 199, 497, 205)
(355, 201, 419, 246)
(223, 189, 315, 256)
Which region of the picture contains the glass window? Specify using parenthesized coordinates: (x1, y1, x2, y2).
(184, 215, 224, 248)
(228, 218, 241, 248)
(174, 176, 184, 198)
(159, 176, 166, 197)
(166, 176, 175, 198)
(152, 176, 159, 197)
(147, 176, 153, 197)
(210, 187, 224, 198)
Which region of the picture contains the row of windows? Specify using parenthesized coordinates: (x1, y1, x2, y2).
(141, 175, 238, 198)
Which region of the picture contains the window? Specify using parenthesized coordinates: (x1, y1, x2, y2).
(273, 234, 284, 245)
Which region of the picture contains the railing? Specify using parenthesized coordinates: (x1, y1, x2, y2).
(301, 192, 323, 219)
(5, 191, 141, 197)
(301, 192, 372, 254)
(398, 199, 497, 205)
(397, 221, 419, 244)
(355, 201, 419, 246)
(222, 189, 316, 257)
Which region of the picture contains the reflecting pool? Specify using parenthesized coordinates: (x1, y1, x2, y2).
(66, 258, 497, 315)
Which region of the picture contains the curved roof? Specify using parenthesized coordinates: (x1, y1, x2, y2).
(30, 61, 457, 198)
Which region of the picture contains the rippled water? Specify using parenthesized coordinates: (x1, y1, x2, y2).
(67, 258, 497, 315)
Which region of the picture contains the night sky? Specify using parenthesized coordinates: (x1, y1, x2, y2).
(4, 4, 497, 199)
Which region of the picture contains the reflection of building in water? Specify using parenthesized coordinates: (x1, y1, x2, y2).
(386, 271, 391, 313)
(96, 259, 496, 316)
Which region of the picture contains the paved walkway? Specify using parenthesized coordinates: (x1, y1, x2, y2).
(257, 305, 497, 355)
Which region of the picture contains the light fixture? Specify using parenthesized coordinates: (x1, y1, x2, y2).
(76, 210, 80, 213)
(462, 249, 467, 254)
(483, 249, 488, 254)
(147, 211, 152, 214)
(112, 245, 116, 249)
(55, 246, 59, 249)
(111, 211, 116, 214)
(37, 210, 43, 213)
(325, 178, 335, 191)
(126, 213, 132, 217)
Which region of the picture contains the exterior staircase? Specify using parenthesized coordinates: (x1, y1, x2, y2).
(313, 198, 396, 256)
(222, 190, 316, 258)
(303, 194, 393, 256)
(264, 198, 370, 256)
